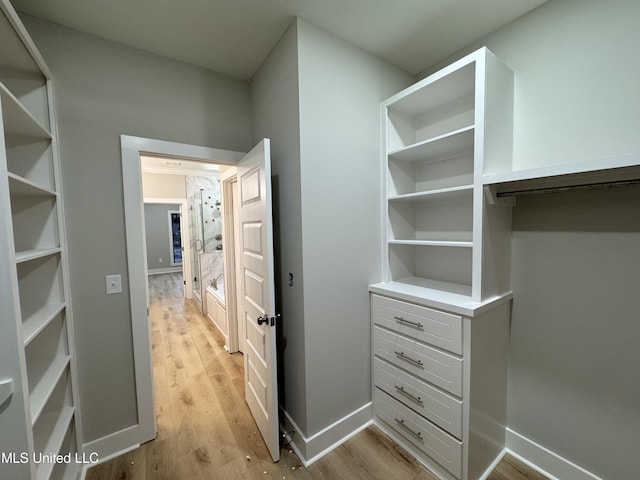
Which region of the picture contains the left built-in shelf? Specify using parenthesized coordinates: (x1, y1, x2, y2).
(0, 2, 81, 479)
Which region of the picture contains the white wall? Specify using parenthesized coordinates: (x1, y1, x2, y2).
(420, 1, 640, 478)
(142, 172, 186, 199)
(21, 15, 253, 444)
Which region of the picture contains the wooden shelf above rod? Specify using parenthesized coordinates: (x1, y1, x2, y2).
(483, 153, 640, 197)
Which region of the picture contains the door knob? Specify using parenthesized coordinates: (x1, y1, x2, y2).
(257, 315, 269, 326)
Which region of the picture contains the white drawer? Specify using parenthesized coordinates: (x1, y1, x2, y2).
(372, 294, 462, 355)
(374, 357, 462, 439)
(374, 325, 462, 397)
(374, 388, 462, 478)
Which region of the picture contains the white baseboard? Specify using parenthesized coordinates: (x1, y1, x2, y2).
(148, 267, 182, 275)
(81, 424, 141, 467)
(478, 448, 508, 480)
(281, 403, 373, 467)
(505, 428, 604, 480)
(79, 442, 140, 480)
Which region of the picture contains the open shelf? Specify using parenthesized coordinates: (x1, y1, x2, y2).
(11, 189, 60, 254)
(8, 171, 56, 196)
(386, 63, 475, 152)
(0, 8, 42, 78)
(23, 302, 66, 346)
(17, 253, 65, 323)
(1, 82, 51, 141)
(388, 243, 472, 291)
(388, 149, 474, 196)
(6, 138, 55, 191)
(0, 6, 50, 130)
(29, 355, 70, 425)
(34, 406, 74, 480)
(15, 247, 61, 263)
(388, 125, 474, 162)
(388, 188, 473, 244)
(389, 239, 473, 248)
(484, 154, 640, 196)
(1, 6, 79, 478)
(25, 311, 70, 423)
(388, 184, 473, 202)
(49, 421, 79, 480)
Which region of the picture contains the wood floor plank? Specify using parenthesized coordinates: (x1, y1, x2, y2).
(86, 273, 549, 480)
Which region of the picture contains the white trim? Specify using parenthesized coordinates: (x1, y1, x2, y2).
(118, 135, 244, 458)
(281, 403, 373, 467)
(80, 441, 141, 480)
(479, 449, 508, 480)
(220, 168, 240, 353)
(81, 425, 140, 464)
(505, 428, 605, 480)
(148, 267, 183, 275)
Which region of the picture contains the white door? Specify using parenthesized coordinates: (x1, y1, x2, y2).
(237, 139, 279, 462)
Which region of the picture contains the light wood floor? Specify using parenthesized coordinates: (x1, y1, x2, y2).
(86, 273, 547, 480)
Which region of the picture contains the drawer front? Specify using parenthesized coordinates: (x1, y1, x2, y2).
(374, 388, 462, 478)
(372, 294, 462, 355)
(374, 357, 462, 438)
(374, 326, 462, 397)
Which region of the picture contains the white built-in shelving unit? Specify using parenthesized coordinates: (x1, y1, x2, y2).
(0, 1, 81, 479)
(370, 45, 640, 480)
(378, 47, 515, 311)
(370, 47, 515, 480)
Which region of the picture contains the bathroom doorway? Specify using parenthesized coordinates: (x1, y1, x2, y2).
(121, 135, 280, 461)
(120, 136, 244, 448)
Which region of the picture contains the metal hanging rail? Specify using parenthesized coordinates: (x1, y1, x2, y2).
(495, 178, 640, 197)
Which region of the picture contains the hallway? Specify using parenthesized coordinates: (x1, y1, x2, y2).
(86, 273, 545, 480)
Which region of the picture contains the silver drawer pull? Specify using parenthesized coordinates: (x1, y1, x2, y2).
(394, 418, 423, 441)
(394, 316, 423, 330)
(395, 385, 423, 405)
(394, 351, 424, 367)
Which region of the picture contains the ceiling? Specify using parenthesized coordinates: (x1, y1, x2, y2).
(13, 0, 548, 80)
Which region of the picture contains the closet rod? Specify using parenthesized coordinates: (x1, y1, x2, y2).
(496, 178, 640, 197)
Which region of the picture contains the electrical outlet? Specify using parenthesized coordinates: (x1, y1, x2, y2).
(159, 258, 163, 263)
(106, 274, 122, 295)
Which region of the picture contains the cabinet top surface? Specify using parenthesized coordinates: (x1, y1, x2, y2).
(369, 280, 512, 317)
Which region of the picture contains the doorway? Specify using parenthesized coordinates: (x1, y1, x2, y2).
(120, 135, 244, 446)
(121, 135, 280, 462)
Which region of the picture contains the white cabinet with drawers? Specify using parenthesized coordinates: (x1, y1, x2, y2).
(370, 293, 511, 480)
(370, 47, 514, 480)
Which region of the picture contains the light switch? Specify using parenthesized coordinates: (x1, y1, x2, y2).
(106, 274, 122, 295)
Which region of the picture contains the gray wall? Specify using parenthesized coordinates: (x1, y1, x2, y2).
(509, 188, 640, 480)
(250, 21, 308, 433)
(421, 1, 640, 478)
(295, 19, 412, 435)
(144, 204, 180, 270)
(251, 18, 412, 438)
(22, 16, 253, 443)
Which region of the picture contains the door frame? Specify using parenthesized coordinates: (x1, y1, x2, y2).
(220, 167, 243, 353)
(167, 209, 182, 267)
(120, 135, 244, 445)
